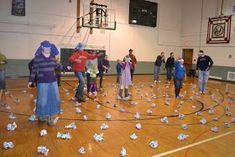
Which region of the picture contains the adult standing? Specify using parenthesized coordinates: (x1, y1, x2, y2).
(28, 40, 69, 125)
(154, 52, 165, 83)
(128, 49, 137, 83)
(0, 52, 7, 106)
(69, 43, 98, 102)
(165, 52, 175, 81)
(196, 50, 213, 94)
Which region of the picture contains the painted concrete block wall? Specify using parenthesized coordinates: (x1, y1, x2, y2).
(0, 0, 182, 62)
(181, 0, 235, 68)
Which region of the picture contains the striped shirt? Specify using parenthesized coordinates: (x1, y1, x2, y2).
(29, 54, 64, 83)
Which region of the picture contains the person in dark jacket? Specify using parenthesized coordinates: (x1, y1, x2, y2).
(128, 49, 137, 82)
(154, 52, 165, 83)
(98, 55, 110, 90)
(165, 52, 175, 81)
(196, 50, 213, 94)
(116, 59, 122, 83)
(28, 59, 37, 87)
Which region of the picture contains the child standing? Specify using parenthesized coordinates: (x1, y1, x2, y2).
(117, 56, 132, 100)
(87, 64, 99, 96)
(174, 58, 186, 99)
(116, 59, 122, 83)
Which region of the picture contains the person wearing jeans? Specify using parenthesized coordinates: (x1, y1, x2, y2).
(165, 52, 175, 81)
(174, 58, 186, 99)
(196, 50, 213, 94)
(75, 72, 85, 99)
(69, 43, 98, 102)
(154, 52, 165, 83)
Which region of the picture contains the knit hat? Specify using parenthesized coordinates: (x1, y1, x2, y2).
(35, 40, 59, 56)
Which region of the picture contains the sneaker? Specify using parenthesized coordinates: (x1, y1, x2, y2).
(77, 97, 86, 102)
(38, 116, 46, 122)
(176, 96, 182, 99)
(154, 80, 157, 83)
(47, 117, 59, 126)
(123, 96, 129, 101)
(117, 95, 122, 100)
(157, 80, 161, 83)
(93, 91, 97, 96)
(199, 91, 203, 94)
(88, 92, 92, 96)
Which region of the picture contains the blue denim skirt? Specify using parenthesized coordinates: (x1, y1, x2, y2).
(36, 81, 60, 118)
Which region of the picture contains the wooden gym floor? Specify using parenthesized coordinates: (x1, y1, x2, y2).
(0, 75, 235, 157)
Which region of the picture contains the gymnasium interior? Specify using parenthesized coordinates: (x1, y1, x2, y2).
(0, 0, 235, 156)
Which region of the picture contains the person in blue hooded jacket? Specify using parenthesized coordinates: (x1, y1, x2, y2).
(174, 58, 186, 99)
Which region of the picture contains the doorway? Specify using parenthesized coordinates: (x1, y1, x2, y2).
(182, 49, 193, 76)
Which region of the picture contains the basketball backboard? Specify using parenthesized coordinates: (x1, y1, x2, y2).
(81, 3, 116, 30)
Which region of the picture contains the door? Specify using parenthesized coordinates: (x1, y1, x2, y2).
(182, 49, 193, 76)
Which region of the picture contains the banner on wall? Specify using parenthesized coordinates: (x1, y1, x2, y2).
(206, 16, 231, 44)
(11, 0, 25, 16)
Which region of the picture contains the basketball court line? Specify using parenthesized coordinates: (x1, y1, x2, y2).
(152, 130, 235, 157)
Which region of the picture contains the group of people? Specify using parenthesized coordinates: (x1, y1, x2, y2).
(0, 40, 213, 126)
(153, 50, 213, 98)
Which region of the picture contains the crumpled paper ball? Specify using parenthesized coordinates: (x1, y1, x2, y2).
(119, 108, 126, 113)
(3, 141, 14, 149)
(57, 132, 72, 140)
(93, 133, 104, 142)
(37, 146, 49, 156)
(79, 147, 85, 154)
(83, 115, 88, 121)
(150, 103, 156, 108)
(181, 124, 188, 130)
(130, 133, 138, 140)
(149, 140, 158, 149)
(29, 114, 38, 121)
(200, 118, 207, 125)
(177, 133, 189, 140)
(8, 113, 16, 120)
(6, 122, 17, 131)
(106, 113, 112, 120)
(65, 122, 77, 129)
(136, 123, 142, 130)
(130, 101, 138, 106)
(147, 109, 153, 115)
(211, 127, 219, 133)
(120, 147, 127, 157)
(100, 123, 109, 130)
(75, 107, 82, 114)
(224, 122, 231, 128)
(134, 112, 140, 119)
(40, 129, 47, 137)
(178, 114, 185, 120)
(161, 117, 168, 124)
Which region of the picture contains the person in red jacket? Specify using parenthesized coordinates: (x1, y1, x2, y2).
(69, 43, 98, 102)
